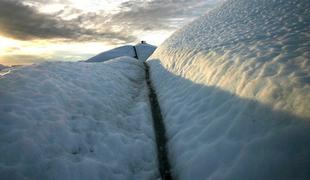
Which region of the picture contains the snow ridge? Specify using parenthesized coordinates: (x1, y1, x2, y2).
(148, 0, 310, 179)
(0, 58, 159, 180)
(86, 43, 156, 62)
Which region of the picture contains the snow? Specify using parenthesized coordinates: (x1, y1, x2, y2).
(86, 43, 156, 62)
(0, 64, 10, 76)
(135, 43, 157, 62)
(0, 64, 7, 71)
(86, 45, 136, 62)
(147, 0, 310, 179)
(1, 0, 309, 179)
(0, 57, 159, 180)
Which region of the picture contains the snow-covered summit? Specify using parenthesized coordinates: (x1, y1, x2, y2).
(86, 42, 156, 62)
(148, 0, 310, 179)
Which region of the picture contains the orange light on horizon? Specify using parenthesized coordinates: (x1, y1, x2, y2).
(0, 36, 21, 54)
(0, 35, 116, 65)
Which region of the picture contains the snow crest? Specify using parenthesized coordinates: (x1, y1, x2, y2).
(0, 58, 158, 180)
(148, 0, 310, 179)
(86, 43, 156, 63)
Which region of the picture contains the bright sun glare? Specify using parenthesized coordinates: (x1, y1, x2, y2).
(0, 35, 116, 65)
(0, 36, 20, 54)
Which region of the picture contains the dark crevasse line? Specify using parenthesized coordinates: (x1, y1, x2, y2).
(143, 62, 173, 180)
(133, 46, 138, 59)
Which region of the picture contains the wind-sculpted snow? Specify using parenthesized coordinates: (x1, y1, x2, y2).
(148, 0, 310, 179)
(0, 58, 158, 180)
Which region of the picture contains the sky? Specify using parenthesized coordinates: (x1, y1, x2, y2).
(0, 0, 223, 65)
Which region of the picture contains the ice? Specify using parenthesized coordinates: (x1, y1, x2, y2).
(147, 0, 310, 179)
(86, 43, 156, 63)
(0, 57, 159, 180)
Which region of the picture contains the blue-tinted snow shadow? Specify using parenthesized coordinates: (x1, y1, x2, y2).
(147, 60, 310, 180)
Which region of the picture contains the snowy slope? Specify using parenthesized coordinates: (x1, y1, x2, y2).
(147, 0, 310, 179)
(135, 43, 157, 62)
(0, 64, 10, 76)
(86, 43, 156, 62)
(0, 58, 158, 180)
(86, 45, 136, 62)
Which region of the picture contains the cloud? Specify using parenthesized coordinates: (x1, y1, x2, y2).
(0, 0, 136, 43)
(0, 54, 48, 65)
(111, 0, 223, 31)
(0, 0, 223, 44)
(0, 53, 91, 65)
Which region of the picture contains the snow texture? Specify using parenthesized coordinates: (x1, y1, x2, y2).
(135, 43, 157, 62)
(0, 58, 158, 180)
(86, 43, 156, 63)
(148, 0, 310, 179)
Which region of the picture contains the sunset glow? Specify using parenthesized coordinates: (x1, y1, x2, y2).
(0, 36, 20, 54)
(0, 0, 222, 65)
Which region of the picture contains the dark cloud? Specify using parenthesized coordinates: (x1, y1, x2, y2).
(111, 0, 223, 31)
(0, 0, 73, 39)
(0, 0, 222, 44)
(0, 0, 136, 43)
